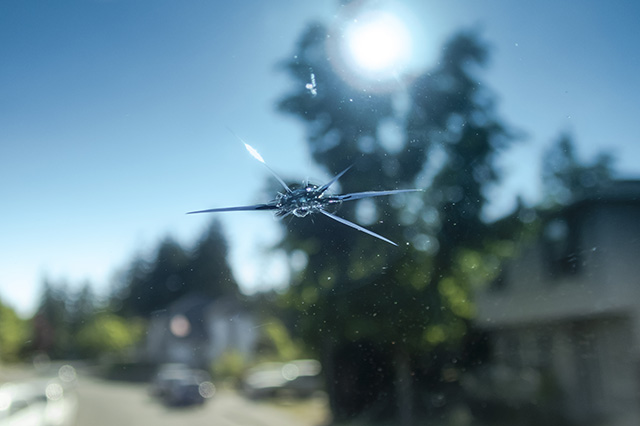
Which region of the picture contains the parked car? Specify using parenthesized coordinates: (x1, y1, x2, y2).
(149, 364, 215, 406)
(0, 379, 77, 426)
(242, 359, 322, 399)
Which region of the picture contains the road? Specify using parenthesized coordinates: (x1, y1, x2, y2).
(74, 376, 329, 426)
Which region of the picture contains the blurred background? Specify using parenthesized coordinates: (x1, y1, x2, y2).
(1, 1, 639, 425)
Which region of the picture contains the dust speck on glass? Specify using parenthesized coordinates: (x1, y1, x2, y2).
(305, 69, 317, 97)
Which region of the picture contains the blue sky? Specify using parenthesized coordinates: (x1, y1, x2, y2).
(2, 0, 639, 317)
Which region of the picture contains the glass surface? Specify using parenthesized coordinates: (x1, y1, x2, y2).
(1, 1, 639, 425)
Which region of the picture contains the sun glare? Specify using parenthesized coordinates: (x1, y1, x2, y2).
(345, 11, 413, 75)
(327, 4, 420, 91)
(341, 10, 413, 87)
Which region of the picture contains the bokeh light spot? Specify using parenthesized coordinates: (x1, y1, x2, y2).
(45, 383, 64, 401)
(198, 381, 216, 398)
(169, 314, 191, 337)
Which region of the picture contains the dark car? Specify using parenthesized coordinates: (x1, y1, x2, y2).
(150, 364, 215, 406)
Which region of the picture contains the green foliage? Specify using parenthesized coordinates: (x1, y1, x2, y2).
(0, 299, 29, 362)
(211, 350, 248, 381)
(255, 317, 305, 362)
(211, 315, 305, 382)
(76, 314, 145, 359)
(28, 279, 146, 361)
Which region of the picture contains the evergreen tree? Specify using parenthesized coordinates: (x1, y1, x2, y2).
(187, 220, 238, 298)
(120, 236, 189, 317)
(32, 279, 72, 358)
(116, 219, 238, 318)
(542, 132, 615, 206)
(276, 25, 514, 423)
(68, 283, 97, 333)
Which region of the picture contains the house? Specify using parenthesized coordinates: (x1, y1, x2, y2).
(473, 181, 640, 426)
(145, 293, 257, 369)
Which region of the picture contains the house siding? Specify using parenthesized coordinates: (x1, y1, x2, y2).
(474, 183, 640, 426)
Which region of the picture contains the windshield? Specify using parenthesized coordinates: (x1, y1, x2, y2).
(1, 1, 639, 425)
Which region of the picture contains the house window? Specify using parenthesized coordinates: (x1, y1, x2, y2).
(571, 323, 604, 419)
(544, 218, 581, 277)
(501, 333, 522, 369)
(535, 330, 554, 369)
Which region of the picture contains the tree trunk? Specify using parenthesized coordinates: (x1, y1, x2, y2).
(322, 335, 340, 422)
(395, 346, 414, 426)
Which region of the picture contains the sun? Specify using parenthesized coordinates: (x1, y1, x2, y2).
(344, 11, 413, 76)
(333, 9, 414, 90)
